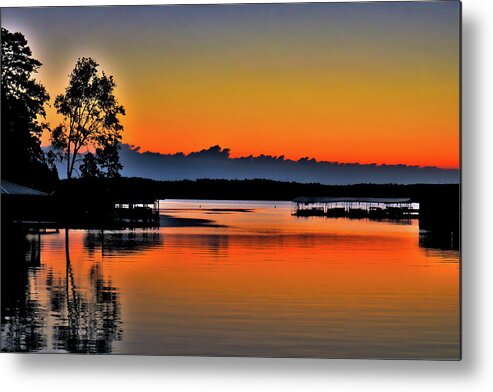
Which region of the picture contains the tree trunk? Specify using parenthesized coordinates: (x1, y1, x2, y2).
(66, 140, 72, 179)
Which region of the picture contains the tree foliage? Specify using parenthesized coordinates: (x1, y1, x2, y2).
(80, 152, 101, 179)
(1, 27, 58, 189)
(49, 57, 125, 179)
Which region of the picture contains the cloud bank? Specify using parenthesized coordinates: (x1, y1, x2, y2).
(116, 144, 459, 185)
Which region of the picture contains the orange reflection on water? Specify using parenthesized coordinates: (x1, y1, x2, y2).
(2, 200, 459, 358)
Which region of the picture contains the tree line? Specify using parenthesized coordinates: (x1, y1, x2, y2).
(1, 27, 126, 189)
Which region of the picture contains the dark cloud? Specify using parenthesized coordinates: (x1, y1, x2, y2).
(116, 144, 459, 185)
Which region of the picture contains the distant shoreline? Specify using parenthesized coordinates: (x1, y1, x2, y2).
(54, 177, 460, 202)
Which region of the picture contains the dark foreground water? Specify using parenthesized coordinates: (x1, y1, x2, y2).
(1, 200, 460, 358)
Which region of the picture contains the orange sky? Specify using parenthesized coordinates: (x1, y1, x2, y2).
(2, 3, 460, 168)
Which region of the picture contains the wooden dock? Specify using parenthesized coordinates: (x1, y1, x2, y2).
(292, 197, 418, 220)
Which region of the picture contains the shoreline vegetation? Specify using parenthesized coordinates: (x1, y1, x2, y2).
(54, 177, 460, 202)
(3, 177, 460, 250)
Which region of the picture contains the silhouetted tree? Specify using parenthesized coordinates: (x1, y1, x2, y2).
(95, 140, 123, 178)
(80, 152, 101, 178)
(48, 57, 125, 179)
(79, 141, 123, 179)
(1, 27, 58, 189)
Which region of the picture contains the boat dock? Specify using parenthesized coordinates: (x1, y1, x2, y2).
(113, 200, 161, 229)
(292, 197, 418, 220)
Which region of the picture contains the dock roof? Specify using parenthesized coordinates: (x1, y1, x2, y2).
(293, 197, 412, 204)
(1, 180, 48, 196)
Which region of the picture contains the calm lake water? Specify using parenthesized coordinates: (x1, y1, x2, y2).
(1, 200, 460, 359)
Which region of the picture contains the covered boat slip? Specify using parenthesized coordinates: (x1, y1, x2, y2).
(1, 180, 56, 231)
(292, 197, 418, 219)
(113, 199, 161, 228)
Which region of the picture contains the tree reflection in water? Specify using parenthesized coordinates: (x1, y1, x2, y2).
(1, 234, 46, 352)
(1, 229, 123, 353)
(49, 230, 122, 353)
(84, 230, 162, 256)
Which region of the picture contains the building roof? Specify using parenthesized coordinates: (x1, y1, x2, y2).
(293, 196, 412, 204)
(1, 180, 48, 196)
